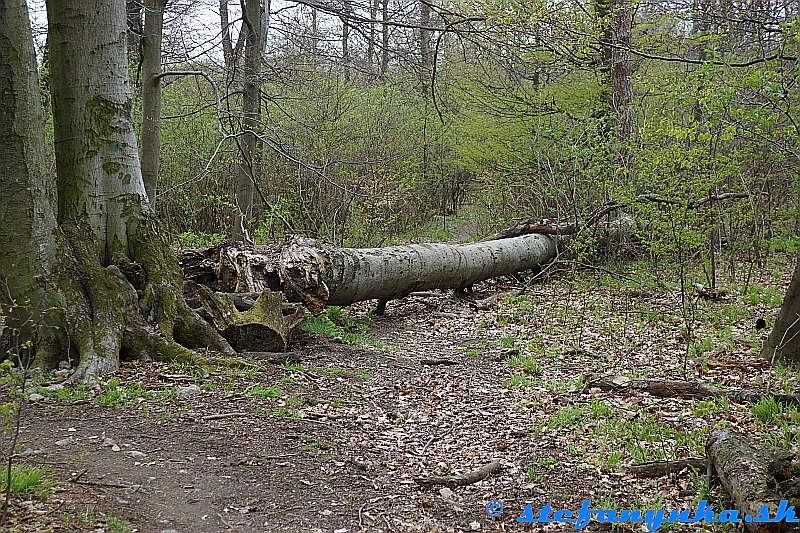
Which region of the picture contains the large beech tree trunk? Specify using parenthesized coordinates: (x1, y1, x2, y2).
(0, 0, 231, 382)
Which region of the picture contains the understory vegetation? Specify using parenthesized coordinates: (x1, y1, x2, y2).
(4, 0, 800, 529)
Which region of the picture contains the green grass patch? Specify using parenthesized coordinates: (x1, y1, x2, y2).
(506, 354, 543, 376)
(301, 307, 384, 348)
(1, 465, 56, 498)
(244, 384, 283, 399)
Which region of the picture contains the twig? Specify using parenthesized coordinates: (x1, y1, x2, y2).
(421, 358, 458, 366)
(201, 412, 248, 421)
(621, 458, 707, 478)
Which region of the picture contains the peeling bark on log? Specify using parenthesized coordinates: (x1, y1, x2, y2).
(707, 428, 791, 533)
(412, 459, 502, 488)
(585, 374, 800, 406)
(188, 281, 305, 352)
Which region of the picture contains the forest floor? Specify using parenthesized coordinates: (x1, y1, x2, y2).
(3, 256, 800, 533)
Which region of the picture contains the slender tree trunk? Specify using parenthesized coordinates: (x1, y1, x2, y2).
(342, 0, 351, 82)
(419, 0, 433, 97)
(220, 0, 233, 71)
(311, 8, 318, 58)
(611, 0, 635, 168)
(126, 0, 143, 70)
(594, 0, 613, 122)
(261, 0, 270, 54)
(692, 0, 709, 123)
(594, 0, 635, 170)
(368, 0, 377, 75)
(233, 0, 262, 242)
(762, 258, 800, 363)
(381, 0, 389, 78)
(140, 0, 166, 203)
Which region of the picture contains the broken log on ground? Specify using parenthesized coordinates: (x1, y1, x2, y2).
(412, 459, 502, 488)
(187, 281, 305, 352)
(707, 428, 797, 533)
(584, 374, 800, 406)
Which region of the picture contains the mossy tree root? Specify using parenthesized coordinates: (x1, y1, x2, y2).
(47, 218, 234, 384)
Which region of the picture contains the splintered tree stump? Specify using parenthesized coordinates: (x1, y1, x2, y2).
(707, 428, 793, 533)
(187, 281, 305, 352)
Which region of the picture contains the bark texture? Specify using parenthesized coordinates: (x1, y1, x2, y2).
(0, 0, 231, 381)
(140, 0, 166, 202)
(232, 0, 262, 242)
(707, 428, 790, 533)
(0, 0, 86, 368)
(763, 257, 800, 363)
(611, 0, 635, 141)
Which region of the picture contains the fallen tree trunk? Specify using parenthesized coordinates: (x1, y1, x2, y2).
(584, 374, 800, 406)
(281, 234, 558, 313)
(707, 428, 794, 533)
(182, 233, 558, 314)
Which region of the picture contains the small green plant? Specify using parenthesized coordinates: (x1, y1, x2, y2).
(499, 336, 516, 349)
(105, 514, 135, 533)
(505, 373, 536, 388)
(545, 405, 587, 431)
(0, 465, 56, 498)
(589, 398, 612, 419)
(506, 354, 543, 376)
(751, 396, 782, 422)
(244, 384, 283, 399)
(301, 308, 383, 348)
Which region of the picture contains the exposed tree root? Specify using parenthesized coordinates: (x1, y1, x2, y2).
(29, 219, 235, 384)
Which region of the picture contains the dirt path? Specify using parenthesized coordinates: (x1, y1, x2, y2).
(6, 267, 786, 532)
